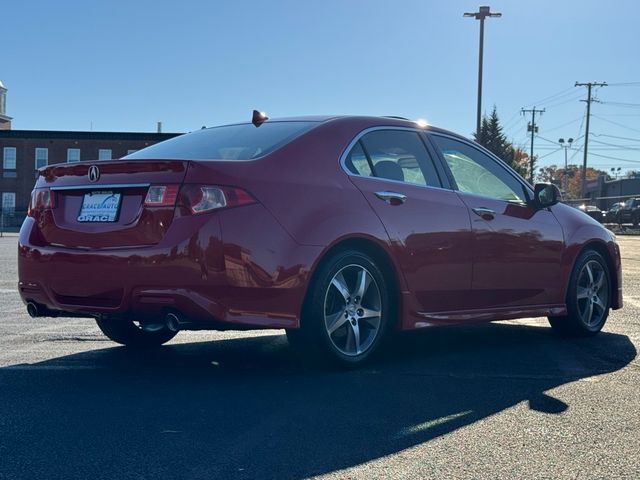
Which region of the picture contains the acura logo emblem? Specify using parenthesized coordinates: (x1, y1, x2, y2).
(88, 165, 100, 182)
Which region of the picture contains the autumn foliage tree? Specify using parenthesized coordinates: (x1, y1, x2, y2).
(538, 165, 610, 199)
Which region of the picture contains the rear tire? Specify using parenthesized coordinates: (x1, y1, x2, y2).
(548, 249, 611, 337)
(96, 318, 178, 347)
(296, 249, 393, 366)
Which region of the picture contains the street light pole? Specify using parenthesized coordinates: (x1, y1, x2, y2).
(464, 6, 502, 140)
(559, 137, 573, 196)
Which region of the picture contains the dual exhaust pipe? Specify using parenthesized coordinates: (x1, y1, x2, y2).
(26, 301, 184, 332)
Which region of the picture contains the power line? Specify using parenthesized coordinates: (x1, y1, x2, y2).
(590, 139, 640, 150)
(599, 101, 640, 108)
(592, 115, 640, 134)
(535, 135, 562, 146)
(607, 82, 640, 87)
(589, 152, 640, 164)
(522, 87, 576, 109)
(537, 148, 563, 160)
(542, 93, 586, 109)
(542, 116, 583, 134)
(592, 133, 640, 142)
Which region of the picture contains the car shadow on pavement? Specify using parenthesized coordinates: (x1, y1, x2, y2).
(0, 322, 635, 480)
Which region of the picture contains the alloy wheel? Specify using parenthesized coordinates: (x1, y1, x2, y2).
(576, 259, 609, 327)
(323, 264, 382, 357)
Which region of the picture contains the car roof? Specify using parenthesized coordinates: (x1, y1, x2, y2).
(252, 115, 470, 142)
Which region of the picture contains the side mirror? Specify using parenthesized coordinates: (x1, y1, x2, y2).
(533, 183, 561, 209)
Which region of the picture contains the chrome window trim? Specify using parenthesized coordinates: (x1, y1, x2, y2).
(50, 183, 151, 191)
(338, 126, 451, 192)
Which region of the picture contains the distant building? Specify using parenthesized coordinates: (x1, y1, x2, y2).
(0, 80, 181, 219)
(585, 174, 640, 209)
(0, 81, 11, 130)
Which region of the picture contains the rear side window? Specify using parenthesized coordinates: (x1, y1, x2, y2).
(124, 121, 318, 161)
(345, 142, 373, 176)
(345, 130, 441, 188)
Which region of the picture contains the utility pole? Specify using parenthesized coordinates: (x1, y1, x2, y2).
(521, 107, 545, 184)
(464, 6, 502, 140)
(575, 81, 607, 198)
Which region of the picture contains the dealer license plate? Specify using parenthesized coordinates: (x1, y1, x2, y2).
(77, 191, 122, 222)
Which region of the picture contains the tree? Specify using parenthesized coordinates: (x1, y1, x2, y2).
(537, 165, 610, 199)
(473, 105, 530, 179)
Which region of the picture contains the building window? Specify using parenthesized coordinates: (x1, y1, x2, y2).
(2, 192, 16, 216)
(127, 149, 138, 155)
(67, 148, 81, 163)
(35, 148, 48, 169)
(98, 149, 112, 160)
(3, 147, 16, 170)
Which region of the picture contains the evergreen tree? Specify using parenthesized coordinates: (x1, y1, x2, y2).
(473, 105, 530, 180)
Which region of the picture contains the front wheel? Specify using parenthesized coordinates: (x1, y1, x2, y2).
(548, 250, 611, 336)
(96, 317, 178, 347)
(296, 250, 393, 366)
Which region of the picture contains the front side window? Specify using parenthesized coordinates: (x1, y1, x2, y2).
(124, 121, 318, 161)
(346, 130, 440, 187)
(430, 135, 527, 203)
(35, 148, 48, 169)
(67, 148, 81, 163)
(3, 147, 16, 170)
(98, 149, 112, 160)
(2, 192, 16, 215)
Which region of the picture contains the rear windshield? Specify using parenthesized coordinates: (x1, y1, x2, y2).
(123, 121, 318, 161)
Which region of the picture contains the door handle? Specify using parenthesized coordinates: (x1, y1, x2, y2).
(472, 207, 496, 220)
(374, 191, 407, 205)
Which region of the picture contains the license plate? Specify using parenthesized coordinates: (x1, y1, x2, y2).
(77, 191, 122, 222)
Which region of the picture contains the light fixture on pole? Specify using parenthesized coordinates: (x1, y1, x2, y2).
(558, 137, 573, 196)
(464, 6, 502, 141)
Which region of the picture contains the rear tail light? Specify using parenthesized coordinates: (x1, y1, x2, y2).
(28, 189, 55, 217)
(144, 185, 179, 206)
(178, 185, 255, 215)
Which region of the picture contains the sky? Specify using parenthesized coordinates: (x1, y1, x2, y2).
(3, 0, 640, 173)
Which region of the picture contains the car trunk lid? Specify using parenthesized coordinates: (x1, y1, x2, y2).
(34, 160, 189, 249)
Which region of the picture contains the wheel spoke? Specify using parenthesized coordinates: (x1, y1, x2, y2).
(353, 268, 371, 301)
(326, 309, 347, 334)
(576, 286, 590, 299)
(331, 272, 350, 303)
(594, 270, 605, 291)
(593, 295, 606, 313)
(350, 321, 362, 355)
(585, 263, 594, 284)
(584, 299, 594, 325)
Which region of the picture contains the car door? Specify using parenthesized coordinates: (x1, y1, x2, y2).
(343, 128, 474, 319)
(427, 133, 565, 309)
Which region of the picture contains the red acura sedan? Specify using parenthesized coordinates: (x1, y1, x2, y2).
(18, 114, 622, 365)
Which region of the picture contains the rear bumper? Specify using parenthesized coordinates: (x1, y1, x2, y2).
(18, 204, 321, 329)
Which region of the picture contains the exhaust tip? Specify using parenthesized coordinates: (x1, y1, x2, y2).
(26, 302, 39, 318)
(165, 312, 180, 332)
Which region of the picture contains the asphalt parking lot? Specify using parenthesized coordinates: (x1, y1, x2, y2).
(0, 234, 638, 480)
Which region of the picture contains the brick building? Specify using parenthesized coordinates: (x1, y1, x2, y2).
(0, 81, 181, 220)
